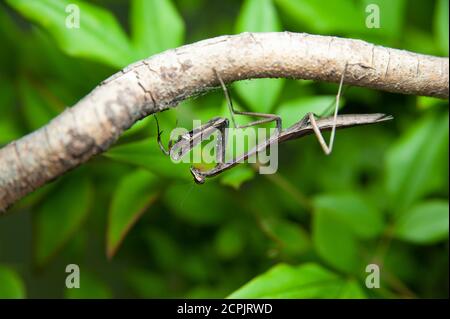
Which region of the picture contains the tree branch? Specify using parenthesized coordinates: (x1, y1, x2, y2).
(0, 32, 448, 212)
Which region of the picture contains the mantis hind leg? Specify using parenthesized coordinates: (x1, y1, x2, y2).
(308, 62, 347, 155)
(214, 68, 282, 134)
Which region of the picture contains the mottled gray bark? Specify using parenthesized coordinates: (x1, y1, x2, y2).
(0, 32, 448, 212)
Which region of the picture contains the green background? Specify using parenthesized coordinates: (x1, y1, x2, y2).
(0, 0, 448, 298)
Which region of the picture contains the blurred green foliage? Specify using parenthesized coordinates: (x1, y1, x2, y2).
(0, 0, 448, 299)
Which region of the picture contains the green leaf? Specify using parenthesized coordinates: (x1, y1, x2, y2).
(338, 279, 367, 299)
(394, 200, 449, 244)
(276, 95, 340, 128)
(383, 244, 421, 283)
(0, 3, 23, 66)
(220, 165, 255, 189)
(15, 182, 58, 210)
(104, 139, 192, 181)
(417, 96, 448, 110)
(0, 266, 26, 298)
(34, 173, 92, 266)
(0, 79, 21, 144)
(126, 269, 169, 298)
(313, 209, 360, 273)
(107, 169, 158, 258)
(313, 126, 390, 193)
(18, 77, 59, 131)
(214, 223, 245, 260)
(6, 0, 135, 68)
(145, 228, 181, 271)
(181, 254, 213, 283)
(131, 0, 184, 59)
(186, 285, 230, 299)
(163, 183, 230, 225)
(30, 28, 104, 96)
(236, 0, 281, 33)
(313, 193, 384, 239)
(234, 0, 284, 113)
(121, 116, 154, 138)
(385, 112, 449, 213)
(65, 272, 112, 299)
(228, 263, 366, 298)
(274, 0, 364, 34)
(403, 27, 439, 55)
(234, 73, 284, 114)
(261, 219, 310, 256)
(434, 0, 449, 55)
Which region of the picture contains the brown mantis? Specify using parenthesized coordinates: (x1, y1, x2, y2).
(156, 65, 393, 184)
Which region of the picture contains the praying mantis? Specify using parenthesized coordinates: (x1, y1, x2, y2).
(156, 65, 393, 184)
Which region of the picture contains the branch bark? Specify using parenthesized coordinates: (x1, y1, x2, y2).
(0, 32, 448, 212)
